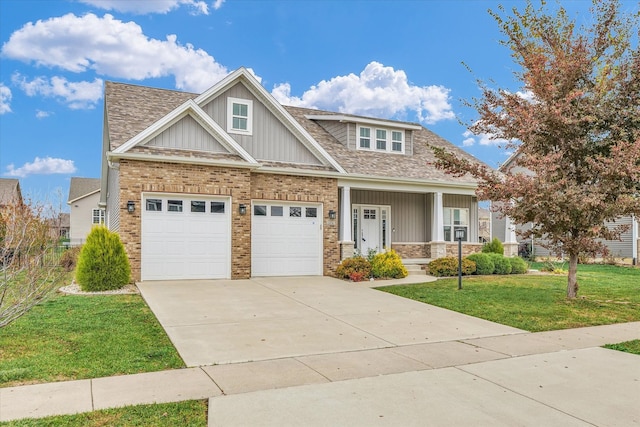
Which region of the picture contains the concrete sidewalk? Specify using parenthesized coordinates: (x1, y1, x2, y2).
(1, 322, 638, 424)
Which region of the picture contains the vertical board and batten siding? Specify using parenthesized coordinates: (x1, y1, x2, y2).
(201, 83, 322, 165)
(351, 190, 427, 242)
(106, 167, 120, 232)
(443, 194, 479, 243)
(425, 193, 433, 242)
(145, 115, 229, 153)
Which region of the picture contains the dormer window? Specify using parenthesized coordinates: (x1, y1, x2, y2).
(358, 126, 405, 154)
(227, 97, 253, 135)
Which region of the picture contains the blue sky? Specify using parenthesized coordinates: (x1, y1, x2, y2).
(0, 0, 620, 207)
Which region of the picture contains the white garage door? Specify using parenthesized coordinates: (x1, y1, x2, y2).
(141, 194, 230, 281)
(252, 202, 323, 276)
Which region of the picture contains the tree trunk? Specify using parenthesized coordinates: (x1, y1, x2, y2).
(567, 253, 579, 299)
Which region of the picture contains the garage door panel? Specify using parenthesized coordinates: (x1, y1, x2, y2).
(252, 202, 322, 277)
(142, 195, 230, 281)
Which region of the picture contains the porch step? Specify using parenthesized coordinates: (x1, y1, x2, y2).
(404, 263, 427, 276)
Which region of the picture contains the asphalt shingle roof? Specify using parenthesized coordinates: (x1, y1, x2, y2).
(68, 177, 101, 203)
(0, 178, 21, 205)
(104, 81, 485, 185)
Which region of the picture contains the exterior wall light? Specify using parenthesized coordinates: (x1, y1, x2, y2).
(239, 204, 247, 215)
(127, 201, 135, 213)
(328, 210, 336, 220)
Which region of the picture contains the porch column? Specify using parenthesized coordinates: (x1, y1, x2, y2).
(430, 192, 446, 259)
(504, 215, 519, 257)
(339, 186, 354, 259)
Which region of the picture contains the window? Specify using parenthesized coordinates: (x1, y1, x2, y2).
(191, 201, 206, 213)
(357, 126, 404, 154)
(227, 97, 253, 135)
(146, 199, 162, 211)
(92, 208, 105, 224)
(305, 207, 317, 218)
(168, 200, 183, 212)
(444, 208, 469, 242)
(392, 131, 403, 152)
(254, 205, 267, 216)
(271, 206, 283, 216)
(289, 207, 302, 217)
(359, 127, 371, 149)
(211, 201, 225, 214)
(376, 129, 387, 150)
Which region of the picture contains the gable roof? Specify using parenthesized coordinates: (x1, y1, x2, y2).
(0, 178, 22, 206)
(68, 177, 101, 203)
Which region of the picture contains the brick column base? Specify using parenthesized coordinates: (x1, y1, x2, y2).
(340, 241, 355, 260)
(504, 242, 519, 257)
(430, 242, 447, 259)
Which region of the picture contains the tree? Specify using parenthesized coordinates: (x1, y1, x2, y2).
(75, 226, 131, 292)
(432, 0, 640, 298)
(0, 199, 65, 327)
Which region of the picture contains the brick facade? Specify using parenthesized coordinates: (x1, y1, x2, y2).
(391, 243, 431, 259)
(445, 243, 483, 257)
(118, 159, 338, 281)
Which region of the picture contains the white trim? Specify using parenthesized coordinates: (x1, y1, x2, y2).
(352, 204, 391, 253)
(67, 188, 100, 205)
(305, 114, 423, 130)
(227, 97, 253, 135)
(356, 125, 405, 154)
(432, 192, 444, 242)
(338, 176, 478, 195)
(340, 186, 352, 242)
(107, 151, 261, 170)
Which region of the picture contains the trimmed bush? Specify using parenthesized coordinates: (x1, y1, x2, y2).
(59, 246, 81, 272)
(482, 237, 504, 255)
(509, 256, 528, 274)
(488, 253, 512, 275)
(428, 257, 476, 277)
(336, 256, 371, 282)
(466, 253, 495, 275)
(371, 249, 408, 279)
(75, 226, 131, 291)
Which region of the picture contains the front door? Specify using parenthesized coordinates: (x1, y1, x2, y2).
(360, 206, 380, 255)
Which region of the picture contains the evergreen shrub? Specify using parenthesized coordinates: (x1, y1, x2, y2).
(466, 253, 495, 275)
(75, 226, 131, 291)
(371, 249, 408, 279)
(482, 237, 505, 255)
(488, 253, 512, 275)
(509, 256, 528, 274)
(428, 257, 476, 277)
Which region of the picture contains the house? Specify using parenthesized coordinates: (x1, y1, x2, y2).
(67, 177, 103, 245)
(492, 153, 639, 264)
(0, 178, 23, 212)
(100, 67, 487, 282)
(46, 213, 70, 241)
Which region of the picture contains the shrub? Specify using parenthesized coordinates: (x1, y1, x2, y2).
(75, 226, 131, 291)
(509, 257, 528, 274)
(428, 257, 476, 277)
(466, 253, 495, 275)
(336, 256, 371, 282)
(59, 246, 81, 272)
(370, 249, 408, 279)
(482, 238, 504, 255)
(488, 253, 512, 275)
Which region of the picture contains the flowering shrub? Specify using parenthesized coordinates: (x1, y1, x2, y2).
(370, 249, 408, 279)
(336, 256, 371, 281)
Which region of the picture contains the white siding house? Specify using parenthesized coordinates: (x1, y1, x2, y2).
(68, 177, 103, 246)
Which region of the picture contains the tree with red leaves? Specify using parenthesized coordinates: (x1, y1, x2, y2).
(433, 0, 640, 298)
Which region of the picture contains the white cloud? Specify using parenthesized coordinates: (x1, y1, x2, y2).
(212, 0, 225, 10)
(1, 13, 229, 92)
(271, 62, 455, 124)
(12, 73, 103, 109)
(35, 110, 52, 119)
(461, 129, 510, 147)
(5, 157, 77, 178)
(78, 0, 210, 15)
(0, 84, 11, 114)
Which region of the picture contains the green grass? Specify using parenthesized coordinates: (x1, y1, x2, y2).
(0, 293, 185, 387)
(378, 264, 640, 332)
(0, 400, 208, 427)
(604, 340, 640, 355)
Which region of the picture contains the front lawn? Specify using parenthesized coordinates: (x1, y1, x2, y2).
(0, 400, 207, 427)
(0, 293, 185, 387)
(604, 340, 640, 355)
(377, 264, 640, 332)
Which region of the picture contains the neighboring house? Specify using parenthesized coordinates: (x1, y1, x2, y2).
(478, 207, 491, 244)
(492, 152, 639, 264)
(46, 213, 70, 241)
(67, 177, 103, 245)
(101, 67, 487, 282)
(0, 178, 23, 213)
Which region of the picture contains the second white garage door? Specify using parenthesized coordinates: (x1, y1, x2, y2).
(141, 194, 231, 281)
(251, 202, 323, 276)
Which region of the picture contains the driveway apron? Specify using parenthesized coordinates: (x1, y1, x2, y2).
(137, 276, 524, 367)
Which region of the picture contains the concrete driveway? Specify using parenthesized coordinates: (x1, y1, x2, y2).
(137, 276, 523, 367)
